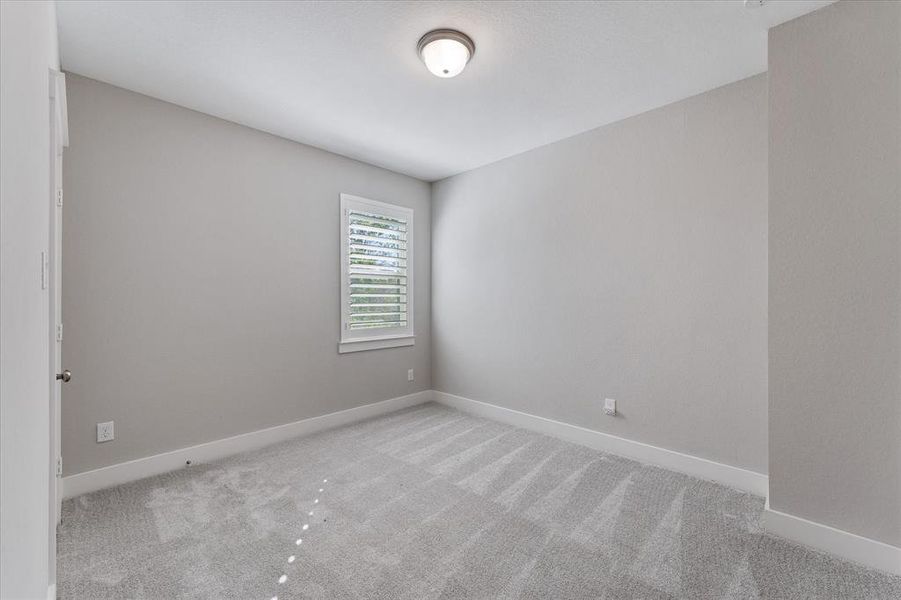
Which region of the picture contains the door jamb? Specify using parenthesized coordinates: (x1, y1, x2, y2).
(48, 67, 68, 594)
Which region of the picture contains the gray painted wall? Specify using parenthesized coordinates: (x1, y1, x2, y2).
(62, 74, 431, 475)
(769, 0, 900, 546)
(0, 2, 59, 597)
(432, 75, 768, 474)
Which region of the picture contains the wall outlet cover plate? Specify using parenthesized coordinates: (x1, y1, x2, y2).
(97, 421, 114, 443)
(604, 398, 617, 416)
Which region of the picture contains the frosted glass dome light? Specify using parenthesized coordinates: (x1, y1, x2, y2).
(417, 29, 475, 78)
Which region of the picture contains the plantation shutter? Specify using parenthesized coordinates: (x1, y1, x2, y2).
(347, 208, 408, 331)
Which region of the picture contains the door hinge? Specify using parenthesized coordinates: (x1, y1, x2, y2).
(56, 188, 63, 207)
(56, 456, 62, 477)
(56, 323, 63, 342)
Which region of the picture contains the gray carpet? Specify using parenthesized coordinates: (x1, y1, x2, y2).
(58, 403, 901, 599)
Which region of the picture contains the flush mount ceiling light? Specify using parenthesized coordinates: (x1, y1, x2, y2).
(417, 29, 475, 78)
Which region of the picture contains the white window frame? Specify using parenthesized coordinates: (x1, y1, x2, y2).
(338, 193, 414, 354)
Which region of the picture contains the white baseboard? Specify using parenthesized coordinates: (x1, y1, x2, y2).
(434, 391, 901, 575)
(762, 498, 901, 576)
(433, 391, 769, 496)
(59, 388, 899, 576)
(61, 390, 433, 499)
(47, 583, 56, 600)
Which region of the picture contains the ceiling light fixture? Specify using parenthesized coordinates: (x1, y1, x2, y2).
(417, 29, 475, 78)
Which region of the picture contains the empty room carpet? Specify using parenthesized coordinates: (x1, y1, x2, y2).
(57, 403, 901, 599)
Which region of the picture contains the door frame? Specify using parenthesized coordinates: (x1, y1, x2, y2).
(48, 68, 68, 589)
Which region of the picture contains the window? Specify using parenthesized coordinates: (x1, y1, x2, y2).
(339, 194, 414, 353)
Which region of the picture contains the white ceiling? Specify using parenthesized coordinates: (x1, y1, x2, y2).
(57, 0, 833, 181)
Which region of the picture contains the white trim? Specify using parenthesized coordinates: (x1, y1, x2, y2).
(57, 388, 899, 575)
(49, 70, 68, 149)
(762, 498, 901, 576)
(48, 68, 68, 597)
(433, 391, 768, 496)
(61, 390, 433, 499)
(339, 193, 414, 349)
(338, 334, 414, 354)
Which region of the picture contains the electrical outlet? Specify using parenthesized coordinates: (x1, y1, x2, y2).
(96, 421, 114, 443)
(407, 368, 414, 382)
(603, 398, 617, 416)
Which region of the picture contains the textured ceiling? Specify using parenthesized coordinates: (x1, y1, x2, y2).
(57, 1, 834, 181)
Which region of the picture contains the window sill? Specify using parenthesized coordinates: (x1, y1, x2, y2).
(338, 334, 415, 354)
